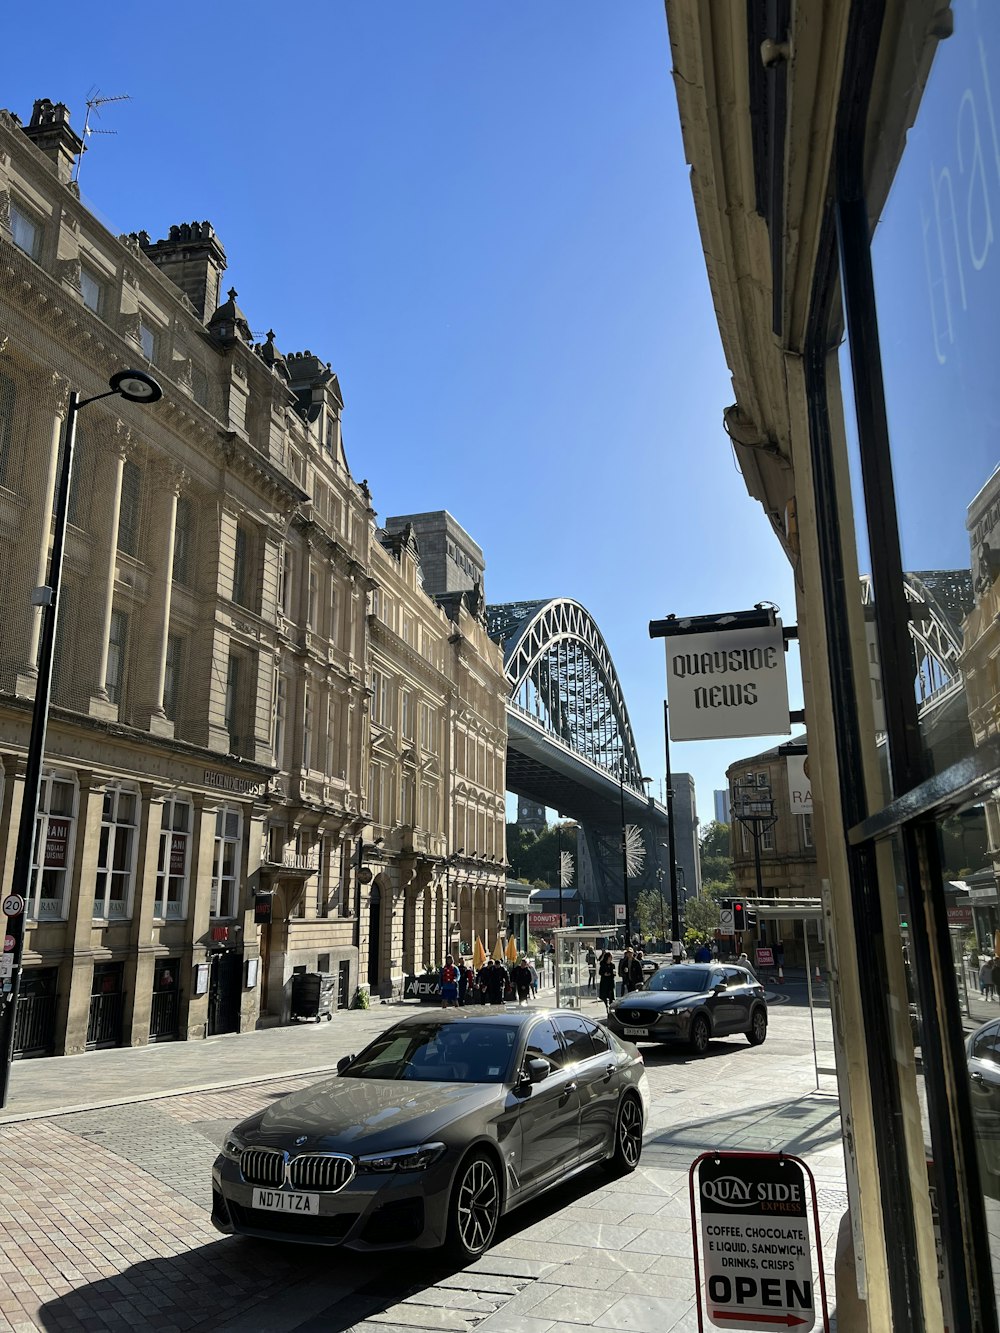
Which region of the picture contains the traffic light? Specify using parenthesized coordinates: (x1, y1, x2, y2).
(746, 907, 758, 932)
(733, 901, 746, 931)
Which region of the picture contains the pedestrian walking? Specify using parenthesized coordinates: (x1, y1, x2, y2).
(484, 960, 507, 1005)
(598, 950, 617, 1013)
(511, 957, 532, 1006)
(439, 953, 459, 1008)
(618, 947, 644, 996)
(457, 958, 471, 1006)
(982, 958, 995, 1001)
(528, 958, 539, 997)
(585, 946, 597, 992)
(992, 955, 1000, 1003)
(695, 941, 712, 963)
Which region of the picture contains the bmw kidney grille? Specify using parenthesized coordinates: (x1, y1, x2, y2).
(240, 1147, 356, 1192)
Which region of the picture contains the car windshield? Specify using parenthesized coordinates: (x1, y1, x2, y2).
(340, 1020, 517, 1083)
(647, 966, 713, 993)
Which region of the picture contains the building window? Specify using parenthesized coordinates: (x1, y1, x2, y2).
(419, 782, 437, 832)
(225, 651, 243, 754)
(190, 365, 208, 407)
(308, 566, 318, 628)
(79, 266, 102, 314)
(29, 772, 77, 921)
(402, 612, 415, 646)
(139, 320, 157, 363)
(761, 823, 775, 852)
(369, 762, 386, 824)
(155, 796, 191, 919)
(420, 703, 437, 754)
(163, 633, 183, 721)
(10, 202, 40, 259)
(401, 690, 414, 741)
(172, 496, 193, 585)
(800, 813, 814, 850)
(0, 372, 14, 485)
(273, 673, 287, 768)
(117, 459, 142, 556)
(303, 684, 314, 770)
(278, 547, 293, 616)
(211, 805, 242, 918)
(232, 522, 255, 608)
(371, 668, 391, 727)
(400, 771, 415, 825)
(106, 608, 129, 706)
(94, 786, 138, 920)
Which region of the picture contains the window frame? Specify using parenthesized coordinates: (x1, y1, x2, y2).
(93, 785, 139, 921)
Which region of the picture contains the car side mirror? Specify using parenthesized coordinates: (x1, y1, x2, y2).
(519, 1057, 550, 1086)
(713, 981, 727, 992)
(337, 1055, 354, 1074)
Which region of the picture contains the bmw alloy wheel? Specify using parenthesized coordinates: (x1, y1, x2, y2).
(451, 1153, 500, 1259)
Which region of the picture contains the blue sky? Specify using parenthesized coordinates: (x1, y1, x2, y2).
(7, 0, 801, 823)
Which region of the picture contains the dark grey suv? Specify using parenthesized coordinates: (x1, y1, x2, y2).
(606, 963, 768, 1054)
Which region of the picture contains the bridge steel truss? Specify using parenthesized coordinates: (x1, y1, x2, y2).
(488, 599, 666, 922)
(487, 598, 645, 792)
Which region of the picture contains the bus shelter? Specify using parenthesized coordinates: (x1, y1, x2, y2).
(551, 925, 617, 1009)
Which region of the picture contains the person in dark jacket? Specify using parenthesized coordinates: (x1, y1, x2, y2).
(511, 958, 532, 1006)
(486, 960, 508, 1005)
(618, 947, 644, 996)
(598, 950, 617, 1013)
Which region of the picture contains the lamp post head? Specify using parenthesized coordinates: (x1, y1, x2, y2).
(109, 369, 162, 404)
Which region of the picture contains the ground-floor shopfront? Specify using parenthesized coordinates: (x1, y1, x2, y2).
(666, 0, 1000, 1328)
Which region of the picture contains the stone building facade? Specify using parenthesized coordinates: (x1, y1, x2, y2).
(0, 97, 506, 1058)
(726, 746, 820, 967)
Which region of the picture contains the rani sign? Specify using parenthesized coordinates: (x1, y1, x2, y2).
(666, 625, 791, 741)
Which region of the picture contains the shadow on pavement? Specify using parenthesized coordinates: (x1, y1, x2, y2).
(35, 1164, 605, 1333)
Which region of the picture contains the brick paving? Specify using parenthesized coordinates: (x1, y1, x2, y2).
(0, 995, 846, 1331)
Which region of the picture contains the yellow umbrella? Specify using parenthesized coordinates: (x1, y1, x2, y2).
(505, 935, 518, 964)
(492, 935, 504, 961)
(472, 936, 486, 970)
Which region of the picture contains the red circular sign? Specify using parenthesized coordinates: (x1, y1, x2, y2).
(3, 935, 14, 953)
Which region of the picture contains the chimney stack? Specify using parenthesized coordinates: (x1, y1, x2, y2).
(139, 222, 227, 321)
(21, 99, 83, 185)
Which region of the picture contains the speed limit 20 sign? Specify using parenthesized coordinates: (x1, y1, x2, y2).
(2, 893, 25, 918)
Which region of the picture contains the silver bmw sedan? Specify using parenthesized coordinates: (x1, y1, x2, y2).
(212, 1007, 650, 1260)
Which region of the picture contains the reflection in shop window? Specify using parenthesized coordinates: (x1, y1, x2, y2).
(211, 805, 242, 918)
(29, 773, 76, 920)
(155, 796, 190, 919)
(94, 786, 138, 919)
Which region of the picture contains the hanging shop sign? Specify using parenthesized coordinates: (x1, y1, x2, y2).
(786, 754, 813, 815)
(665, 625, 791, 741)
(532, 913, 567, 929)
(690, 1151, 829, 1332)
(254, 894, 273, 926)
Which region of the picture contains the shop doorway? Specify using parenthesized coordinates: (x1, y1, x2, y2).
(149, 959, 180, 1042)
(13, 966, 58, 1058)
(87, 962, 124, 1050)
(367, 883, 382, 989)
(208, 951, 242, 1036)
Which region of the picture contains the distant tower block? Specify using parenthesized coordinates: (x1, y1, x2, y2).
(517, 797, 546, 833)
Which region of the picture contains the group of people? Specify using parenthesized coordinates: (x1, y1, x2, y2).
(973, 948, 1000, 1001)
(438, 953, 539, 1008)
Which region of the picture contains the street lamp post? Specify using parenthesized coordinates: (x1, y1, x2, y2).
(618, 759, 631, 946)
(445, 848, 464, 953)
(663, 701, 682, 961)
(0, 370, 162, 1108)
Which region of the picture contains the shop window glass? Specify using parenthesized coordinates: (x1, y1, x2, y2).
(94, 786, 138, 919)
(29, 773, 76, 920)
(211, 805, 242, 918)
(864, 7, 1000, 786)
(155, 796, 190, 919)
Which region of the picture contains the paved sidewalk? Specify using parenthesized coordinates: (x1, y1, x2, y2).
(1, 996, 847, 1332)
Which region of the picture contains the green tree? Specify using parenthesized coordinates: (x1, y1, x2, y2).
(635, 888, 667, 941)
(700, 821, 734, 888)
(505, 821, 577, 886)
(684, 893, 721, 936)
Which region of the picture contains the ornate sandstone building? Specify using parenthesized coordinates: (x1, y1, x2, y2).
(0, 98, 506, 1057)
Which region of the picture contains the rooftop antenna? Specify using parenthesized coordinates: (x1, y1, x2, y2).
(73, 89, 131, 185)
